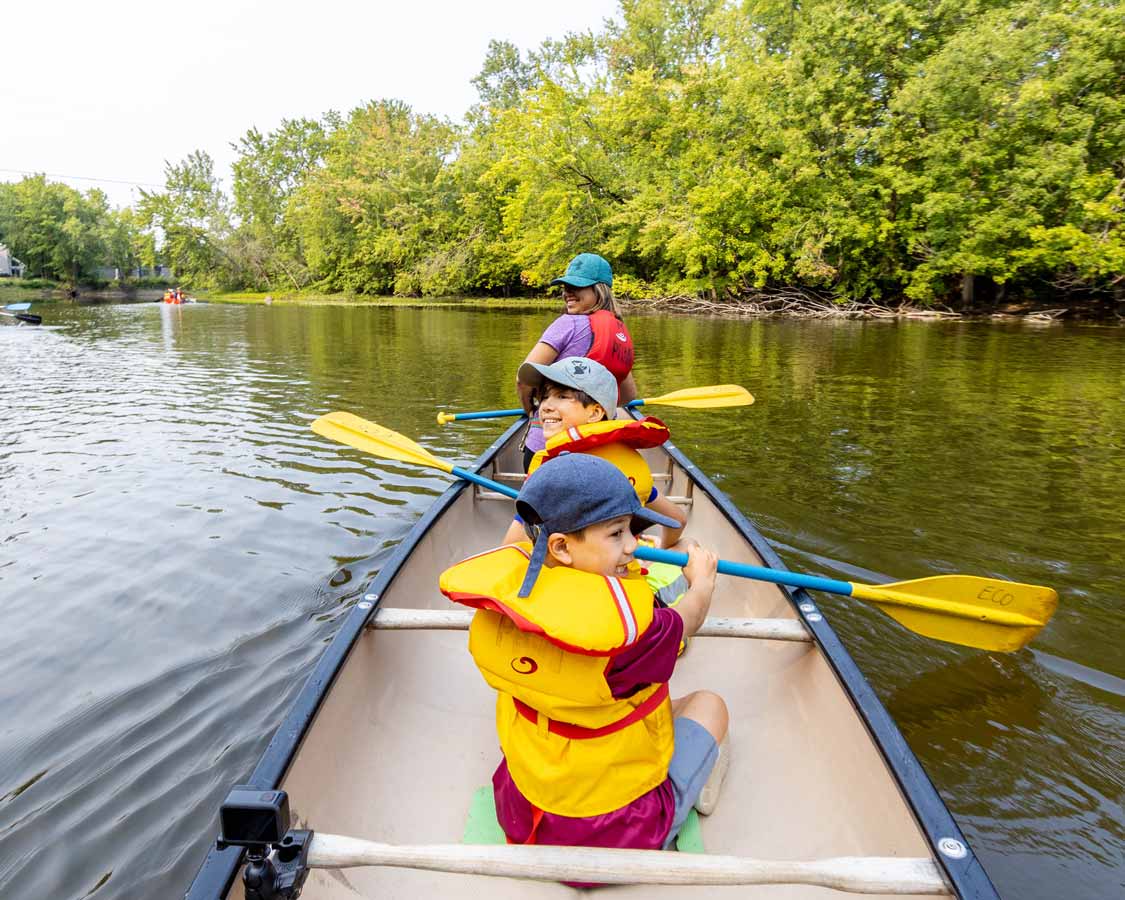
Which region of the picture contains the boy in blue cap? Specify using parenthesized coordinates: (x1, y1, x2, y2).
(440, 454, 729, 854)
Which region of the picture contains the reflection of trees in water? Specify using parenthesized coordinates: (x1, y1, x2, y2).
(886, 650, 1125, 892)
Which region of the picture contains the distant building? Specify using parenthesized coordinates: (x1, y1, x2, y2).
(94, 265, 175, 280)
(0, 244, 25, 278)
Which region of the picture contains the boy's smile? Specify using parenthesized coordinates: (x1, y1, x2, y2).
(538, 385, 606, 440)
(556, 514, 637, 578)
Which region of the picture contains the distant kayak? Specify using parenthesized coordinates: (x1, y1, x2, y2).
(162, 288, 195, 304)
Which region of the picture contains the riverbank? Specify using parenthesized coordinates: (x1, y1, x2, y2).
(0, 281, 170, 303)
(8, 282, 1121, 323)
(200, 288, 1125, 323)
(201, 290, 564, 311)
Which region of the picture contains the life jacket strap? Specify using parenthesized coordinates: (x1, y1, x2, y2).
(505, 806, 545, 845)
(512, 683, 669, 740)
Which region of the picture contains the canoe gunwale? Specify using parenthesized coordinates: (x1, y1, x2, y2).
(185, 419, 528, 900)
(651, 428, 999, 900)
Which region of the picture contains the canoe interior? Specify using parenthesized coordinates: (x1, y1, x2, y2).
(230, 434, 947, 899)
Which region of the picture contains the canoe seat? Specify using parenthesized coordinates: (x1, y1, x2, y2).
(461, 786, 704, 853)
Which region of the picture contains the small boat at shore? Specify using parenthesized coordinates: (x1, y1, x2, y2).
(187, 417, 1000, 899)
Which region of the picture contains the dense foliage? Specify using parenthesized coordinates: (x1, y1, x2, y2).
(3, 0, 1121, 304)
(0, 176, 145, 283)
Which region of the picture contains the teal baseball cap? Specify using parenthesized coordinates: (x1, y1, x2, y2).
(550, 253, 613, 288)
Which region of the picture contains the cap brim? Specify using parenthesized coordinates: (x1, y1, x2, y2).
(630, 506, 681, 533)
(550, 275, 598, 287)
(517, 361, 548, 388)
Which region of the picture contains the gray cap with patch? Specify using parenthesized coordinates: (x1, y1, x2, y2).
(517, 356, 618, 420)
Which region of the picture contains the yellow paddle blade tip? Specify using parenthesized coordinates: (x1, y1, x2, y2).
(851, 576, 1059, 652)
(311, 411, 454, 473)
(647, 385, 755, 409)
(437, 412, 455, 426)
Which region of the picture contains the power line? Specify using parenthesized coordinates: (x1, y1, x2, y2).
(0, 168, 164, 189)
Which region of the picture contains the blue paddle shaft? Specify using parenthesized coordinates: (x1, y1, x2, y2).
(632, 546, 854, 597)
(453, 408, 526, 421)
(453, 397, 647, 421)
(451, 467, 519, 498)
(452, 465, 852, 597)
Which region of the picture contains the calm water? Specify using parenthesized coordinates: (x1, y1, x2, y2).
(0, 303, 1121, 899)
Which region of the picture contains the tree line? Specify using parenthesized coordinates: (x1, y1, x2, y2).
(3, 0, 1121, 306)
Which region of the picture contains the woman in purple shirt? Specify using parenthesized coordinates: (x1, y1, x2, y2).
(517, 253, 639, 469)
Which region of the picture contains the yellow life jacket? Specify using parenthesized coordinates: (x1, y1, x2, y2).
(527, 417, 670, 506)
(439, 542, 674, 818)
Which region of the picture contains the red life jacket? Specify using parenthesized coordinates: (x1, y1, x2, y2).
(587, 309, 634, 383)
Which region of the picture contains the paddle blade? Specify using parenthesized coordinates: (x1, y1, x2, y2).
(852, 575, 1058, 652)
(0, 310, 42, 325)
(311, 412, 454, 473)
(644, 384, 754, 409)
(4, 303, 31, 311)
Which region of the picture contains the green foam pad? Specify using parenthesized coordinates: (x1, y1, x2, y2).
(462, 786, 705, 853)
(674, 808, 705, 853)
(463, 786, 507, 845)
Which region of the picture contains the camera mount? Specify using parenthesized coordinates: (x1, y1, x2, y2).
(216, 786, 313, 900)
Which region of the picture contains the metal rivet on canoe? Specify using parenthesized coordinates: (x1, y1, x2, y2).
(799, 602, 816, 613)
(806, 613, 822, 622)
(358, 601, 373, 611)
(937, 838, 967, 859)
(364, 593, 379, 602)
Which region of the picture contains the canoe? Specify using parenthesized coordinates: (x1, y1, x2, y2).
(187, 417, 999, 898)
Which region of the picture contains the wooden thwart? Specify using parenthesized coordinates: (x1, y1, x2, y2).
(369, 607, 811, 643)
(307, 834, 950, 895)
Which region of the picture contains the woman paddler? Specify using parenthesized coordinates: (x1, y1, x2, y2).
(516, 253, 637, 471)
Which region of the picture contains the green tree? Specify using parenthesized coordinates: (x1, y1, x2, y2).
(138, 151, 233, 286)
(0, 175, 117, 283)
(229, 117, 330, 289)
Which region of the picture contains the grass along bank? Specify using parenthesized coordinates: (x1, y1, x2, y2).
(200, 290, 564, 311)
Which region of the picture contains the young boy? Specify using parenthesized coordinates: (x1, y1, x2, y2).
(504, 356, 687, 550)
(439, 454, 730, 853)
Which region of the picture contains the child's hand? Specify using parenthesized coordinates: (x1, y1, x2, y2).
(683, 544, 718, 591)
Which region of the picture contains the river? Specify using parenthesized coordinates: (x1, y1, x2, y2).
(0, 302, 1121, 898)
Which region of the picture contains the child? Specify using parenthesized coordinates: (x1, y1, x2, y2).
(439, 454, 730, 853)
(503, 357, 687, 551)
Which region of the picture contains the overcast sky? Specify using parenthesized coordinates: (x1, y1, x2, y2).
(4, 0, 621, 209)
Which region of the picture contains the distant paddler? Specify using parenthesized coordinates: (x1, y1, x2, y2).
(516, 253, 637, 471)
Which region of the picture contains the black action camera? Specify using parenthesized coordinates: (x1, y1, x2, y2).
(219, 786, 291, 847)
(217, 786, 312, 900)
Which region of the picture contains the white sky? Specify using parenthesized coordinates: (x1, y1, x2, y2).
(4, 0, 621, 209)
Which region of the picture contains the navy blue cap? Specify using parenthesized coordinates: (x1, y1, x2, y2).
(515, 453, 680, 597)
(550, 253, 613, 288)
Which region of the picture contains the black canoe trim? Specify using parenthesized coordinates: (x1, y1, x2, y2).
(185, 420, 526, 899)
(655, 431, 1000, 900)
(187, 418, 999, 899)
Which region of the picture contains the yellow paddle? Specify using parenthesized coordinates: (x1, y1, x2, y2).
(436, 384, 753, 425)
(312, 412, 1058, 652)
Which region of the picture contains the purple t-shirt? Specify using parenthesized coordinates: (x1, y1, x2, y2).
(491, 607, 684, 849)
(524, 314, 595, 452)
